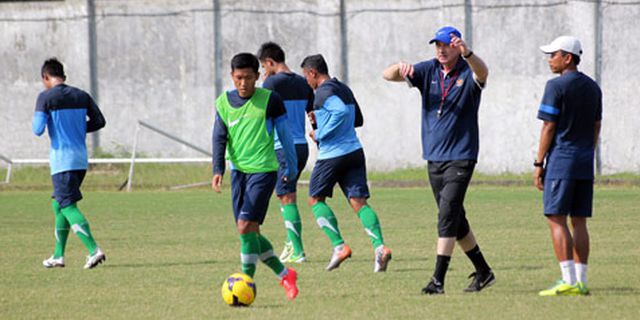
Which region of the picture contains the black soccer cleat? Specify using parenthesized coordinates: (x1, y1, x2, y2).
(421, 277, 445, 295)
(464, 270, 496, 292)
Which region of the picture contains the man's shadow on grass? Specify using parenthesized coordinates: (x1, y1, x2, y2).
(103, 260, 218, 268)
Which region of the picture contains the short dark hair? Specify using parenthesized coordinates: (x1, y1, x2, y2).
(231, 53, 259, 73)
(560, 51, 581, 66)
(41, 58, 66, 80)
(300, 54, 328, 75)
(257, 42, 285, 63)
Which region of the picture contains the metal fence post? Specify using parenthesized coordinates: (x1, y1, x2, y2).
(87, 0, 100, 155)
(464, 0, 473, 49)
(594, 0, 603, 176)
(339, 0, 349, 84)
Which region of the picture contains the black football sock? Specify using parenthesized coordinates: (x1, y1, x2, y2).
(432, 255, 451, 284)
(465, 245, 491, 273)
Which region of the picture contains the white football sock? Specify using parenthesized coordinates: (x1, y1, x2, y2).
(575, 263, 588, 286)
(559, 260, 576, 285)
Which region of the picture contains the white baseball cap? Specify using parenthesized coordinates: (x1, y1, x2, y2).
(540, 36, 583, 56)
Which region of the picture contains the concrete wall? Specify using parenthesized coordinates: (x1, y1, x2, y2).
(1, 0, 638, 173)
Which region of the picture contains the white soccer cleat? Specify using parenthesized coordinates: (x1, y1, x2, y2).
(326, 244, 352, 271)
(43, 256, 65, 268)
(279, 241, 294, 263)
(373, 246, 392, 272)
(84, 247, 106, 269)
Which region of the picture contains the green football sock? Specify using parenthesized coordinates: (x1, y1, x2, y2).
(311, 202, 344, 247)
(239, 232, 260, 277)
(357, 205, 384, 249)
(60, 203, 98, 255)
(52, 200, 70, 258)
(257, 234, 286, 277)
(281, 204, 304, 255)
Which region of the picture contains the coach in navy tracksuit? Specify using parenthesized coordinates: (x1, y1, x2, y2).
(33, 58, 107, 270)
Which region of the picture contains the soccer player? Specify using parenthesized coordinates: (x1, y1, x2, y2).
(257, 42, 315, 264)
(382, 26, 494, 294)
(211, 53, 299, 300)
(33, 58, 106, 269)
(300, 54, 392, 273)
(535, 36, 601, 296)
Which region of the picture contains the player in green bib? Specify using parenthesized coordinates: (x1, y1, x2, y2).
(211, 53, 300, 301)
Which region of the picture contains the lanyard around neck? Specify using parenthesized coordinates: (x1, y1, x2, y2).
(438, 69, 459, 118)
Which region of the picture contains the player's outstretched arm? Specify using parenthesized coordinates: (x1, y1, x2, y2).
(450, 35, 488, 84)
(383, 62, 414, 82)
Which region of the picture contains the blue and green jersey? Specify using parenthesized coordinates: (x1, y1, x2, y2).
(32, 84, 105, 175)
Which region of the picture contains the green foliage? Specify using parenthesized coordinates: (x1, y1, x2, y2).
(1, 186, 639, 319)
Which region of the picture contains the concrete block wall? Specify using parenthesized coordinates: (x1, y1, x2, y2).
(1, 0, 638, 173)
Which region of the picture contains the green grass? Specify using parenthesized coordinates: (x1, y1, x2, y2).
(1, 186, 639, 319)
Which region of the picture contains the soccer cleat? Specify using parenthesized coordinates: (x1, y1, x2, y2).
(373, 246, 392, 272)
(84, 247, 106, 269)
(422, 277, 445, 295)
(325, 244, 352, 271)
(285, 252, 307, 264)
(464, 270, 496, 292)
(576, 281, 590, 296)
(42, 256, 65, 268)
(280, 267, 299, 300)
(538, 280, 580, 296)
(279, 241, 294, 263)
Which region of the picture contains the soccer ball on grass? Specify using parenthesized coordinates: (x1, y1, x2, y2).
(221, 273, 256, 307)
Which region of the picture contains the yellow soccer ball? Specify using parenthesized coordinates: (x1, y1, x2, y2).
(221, 273, 256, 307)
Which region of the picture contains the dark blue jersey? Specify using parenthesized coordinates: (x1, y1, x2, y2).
(263, 72, 314, 148)
(32, 84, 105, 175)
(538, 71, 602, 179)
(313, 78, 363, 160)
(409, 58, 483, 162)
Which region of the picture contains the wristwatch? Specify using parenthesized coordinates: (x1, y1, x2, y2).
(533, 160, 544, 168)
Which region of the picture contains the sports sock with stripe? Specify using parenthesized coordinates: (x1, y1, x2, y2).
(357, 205, 384, 249)
(52, 200, 70, 258)
(257, 234, 286, 278)
(311, 202, 344, 247)
(60, 203, 98, 255)
(281, 203, 304, 255)
(239, 232, 260, 277)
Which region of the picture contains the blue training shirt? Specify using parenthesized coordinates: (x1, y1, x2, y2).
(537, 71, 602, 180)
(32, 84, 105, 175)
(313, 78, 363, 160)
(409, 58, 483, 161)
(262, 72, 314, 149)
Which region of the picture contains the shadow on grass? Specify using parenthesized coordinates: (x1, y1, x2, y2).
(496, 265, 544, 271)
(594, 287, 639, 295)
(104, 260, 218, 268)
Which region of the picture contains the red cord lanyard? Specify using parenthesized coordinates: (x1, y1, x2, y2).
(438, 69, 459, 118)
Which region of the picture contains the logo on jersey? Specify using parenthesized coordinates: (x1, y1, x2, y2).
(456, 79, 464, 87)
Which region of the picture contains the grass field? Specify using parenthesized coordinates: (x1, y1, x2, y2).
(1, 184, 639, 319)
